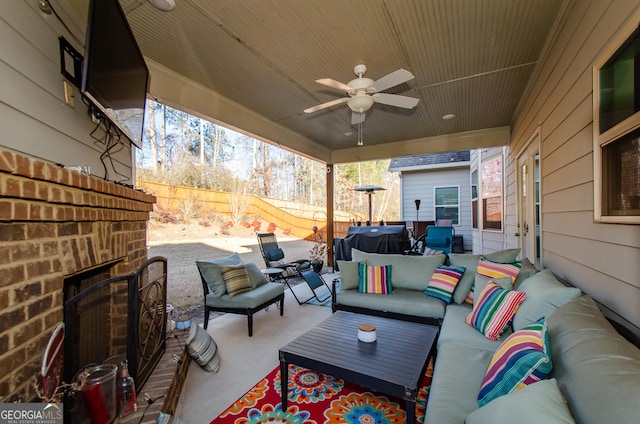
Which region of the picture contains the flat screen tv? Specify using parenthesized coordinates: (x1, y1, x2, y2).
(81, 0, 149, 149)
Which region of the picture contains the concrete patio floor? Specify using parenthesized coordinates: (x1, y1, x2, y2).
(174, 282, 335, 422)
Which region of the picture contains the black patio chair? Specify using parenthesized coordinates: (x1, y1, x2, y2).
(297, 268, 333, 304)
(256, 232, 314, 304)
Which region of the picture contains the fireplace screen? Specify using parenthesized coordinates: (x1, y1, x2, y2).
(63, 257, 168, 390)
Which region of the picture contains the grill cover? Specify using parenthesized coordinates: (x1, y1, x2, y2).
(335, 225, 410, 263)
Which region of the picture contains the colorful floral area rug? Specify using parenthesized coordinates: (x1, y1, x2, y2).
(211, 360, 433, 424)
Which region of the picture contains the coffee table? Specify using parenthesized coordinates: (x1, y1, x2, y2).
(279, 311, 438, 422)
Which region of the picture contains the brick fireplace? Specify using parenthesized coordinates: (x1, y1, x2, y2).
(0, 149, 155, 402)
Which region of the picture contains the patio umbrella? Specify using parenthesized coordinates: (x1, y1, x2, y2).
(354, 185, 386, 224)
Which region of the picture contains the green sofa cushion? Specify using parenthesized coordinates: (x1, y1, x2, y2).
(351, 249, 445, 291)
(425, 342, 494, 423)
(336, 287, 446, 319)
(466, 379, 576, 424)
(437, 304, 510, 351)
(547, 295, 640, 424)
(513, 269, 581, 330)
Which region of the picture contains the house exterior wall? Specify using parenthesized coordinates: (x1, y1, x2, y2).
(0, 1, 133, 184)
(506, 0, 640, 327)
(400, 166, 472, 251)
(470, 147, 509, 254)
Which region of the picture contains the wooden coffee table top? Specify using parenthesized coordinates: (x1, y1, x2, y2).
(279, 311, 438, 401)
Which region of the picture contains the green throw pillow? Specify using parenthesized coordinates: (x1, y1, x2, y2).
(196, 253, 243, 297)
(337, 260, 362, 291)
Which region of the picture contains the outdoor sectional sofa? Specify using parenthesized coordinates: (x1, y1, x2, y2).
(332, 249, 640, 423)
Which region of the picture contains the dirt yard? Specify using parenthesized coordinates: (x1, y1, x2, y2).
(147, 219, 316, 320)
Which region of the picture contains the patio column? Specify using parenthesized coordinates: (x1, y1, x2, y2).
(326, 163, 334, 268)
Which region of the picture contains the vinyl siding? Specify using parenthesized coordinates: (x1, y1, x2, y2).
(507, 0, 640, 327)
(0, 1, 133, 182)
(400, 166, 472, 251)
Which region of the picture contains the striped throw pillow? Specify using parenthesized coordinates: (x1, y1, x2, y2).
(425, 265, 466, 304)
(478, 319, 552, 406)
(464, 281, 526, 341)
(358, 263, 392, 294)
(477, 259, 521, 284)
(186, 324, 220, 373)
(220, 265, 252, 297)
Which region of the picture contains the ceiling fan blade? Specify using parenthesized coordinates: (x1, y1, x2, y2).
(373, 93, 420, 109)
(304, 97, 349, 114)
(315, 78, 352, 91)
(352, 111, 366, 125)
(368, 69, 415, 92)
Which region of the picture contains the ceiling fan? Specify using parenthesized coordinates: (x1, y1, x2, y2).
(304, 64, 420, 125)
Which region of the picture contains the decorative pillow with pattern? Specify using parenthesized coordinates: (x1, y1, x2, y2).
(466, 259, 522, 304)
(478, 319, 552, 406)
(477, 258, 521, 284)
(220, 264, 252, 297)
(464, 281, 526, 340)
(186, 324, 220, 373)
(358, 263, 392, 294)
(425, 265, 466, 303)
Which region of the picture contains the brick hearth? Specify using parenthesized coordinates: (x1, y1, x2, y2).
(0, 149, 155, 401)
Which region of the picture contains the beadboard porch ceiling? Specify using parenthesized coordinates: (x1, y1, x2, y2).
(90, 1, 566, 162)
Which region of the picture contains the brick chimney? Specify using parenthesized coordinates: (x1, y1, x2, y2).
(0, 149, 155, 401)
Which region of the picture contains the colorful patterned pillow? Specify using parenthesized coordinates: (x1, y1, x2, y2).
(464, 281, 526, 340)
(478, 319, 552, 406)
(425, 265, 466, 304)
(220, 265, 252, 297)
(358, 263, 392, 294)
(477, 258, 521, 284)
(186, 324, 220, 373)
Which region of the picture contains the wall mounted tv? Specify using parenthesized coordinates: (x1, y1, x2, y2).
(81, 0, 149, 149)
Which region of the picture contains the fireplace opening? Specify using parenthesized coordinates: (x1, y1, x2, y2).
(63, 257, 168, 389)
(63, 259, 126, 383)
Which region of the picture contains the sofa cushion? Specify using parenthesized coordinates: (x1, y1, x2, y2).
(547, 295, 640, 424)
(220, 264, 252, 297)
(465, 282, 526, 341)
(467, 379, 575, 424)
(424, 265, 466, 304)
(478, 319, 552, 406)
(449, 248, 521, 305)
(438, 304, 510, 351)
(425, 342, 494, 423)
(351, 249, 445, 290)
(186, 324, 220, 373)
(358, 263, 392, 294)
(196, 253, 243, 297)
(512, 257, 538, 290)
(336, 287, 446, 319)
(513, 269, 581, 330)
(205, 282, 284, 309)
(336, 260, 362, 290)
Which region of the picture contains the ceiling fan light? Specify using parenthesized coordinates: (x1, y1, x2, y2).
(149, 0, 176, 11)
(347, 95, 374, 112)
